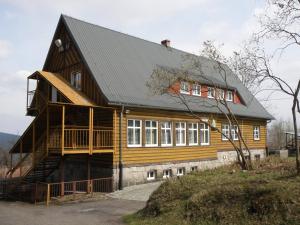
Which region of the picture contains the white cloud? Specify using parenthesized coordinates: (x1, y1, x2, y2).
(0, 40, 12, 59)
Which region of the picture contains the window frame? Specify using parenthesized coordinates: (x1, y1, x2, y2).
(145, 120, 158, 147)
(177, 167, 185, 176)
(192, 84, 201, 96)
(163, 169, 172, 179)
(71, 71, 82, 90)
(188, 123, 198, 146)
(200, 123, 210, 146)
(207, 87, 215, 98)
(221, 124, 230, 141)
(175, 122, 186, 146)
(127, 119, 142, 147)
(253, 126, 260, 141)
(180, 81, 190, 94)
(147, 170, 156, 181)
(161, 121, 173, 147)
(231, 125, 239, 141)
(226, 90, 233, 101)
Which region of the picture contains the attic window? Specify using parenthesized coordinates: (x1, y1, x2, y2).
(180, 81, 190, 94)
(71, 71, 82, 90)
(226, 90, 233, 101)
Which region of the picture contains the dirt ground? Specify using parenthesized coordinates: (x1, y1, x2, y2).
(0, 198, 145, 225)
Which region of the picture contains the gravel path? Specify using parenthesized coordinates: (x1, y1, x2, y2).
(107, 181, 162, 201)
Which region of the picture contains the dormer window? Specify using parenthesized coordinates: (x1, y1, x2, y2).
(180, 81, 190, 94)
(71, 71, 82, 90)
(226, 90, 233, 101)
(217, 89, 225, 100)
(192, 84, 201, 96)
(207, 87, 215, 98)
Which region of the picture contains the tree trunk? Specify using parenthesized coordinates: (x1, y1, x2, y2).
(292, 98, 300, 174)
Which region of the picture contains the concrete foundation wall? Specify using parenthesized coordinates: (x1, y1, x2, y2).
(113, 149, 266, 188)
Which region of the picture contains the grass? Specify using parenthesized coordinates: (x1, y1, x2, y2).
(124, 157, 300, 225)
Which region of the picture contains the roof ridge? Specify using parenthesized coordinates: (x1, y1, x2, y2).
(61, 14, 200, 58)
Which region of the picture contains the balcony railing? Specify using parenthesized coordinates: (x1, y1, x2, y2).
(48, 126, 113, 153)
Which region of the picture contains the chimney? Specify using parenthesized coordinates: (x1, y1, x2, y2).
(161, 39, 171, 47)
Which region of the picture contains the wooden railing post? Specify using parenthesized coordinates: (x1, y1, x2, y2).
(46, 106, 49, 156)
(72, 181, 76, 200)
(61, 105, 65, 156)
(19, 141, 23, 176)
(46, 184, 50, 206)
(89, 107, 94, 155)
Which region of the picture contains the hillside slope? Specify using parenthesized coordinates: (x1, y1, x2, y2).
(125, 157, 300, 225)
(0, 132, 19, 151)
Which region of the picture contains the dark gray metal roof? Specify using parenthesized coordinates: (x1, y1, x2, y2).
(61, 15, 274, 120)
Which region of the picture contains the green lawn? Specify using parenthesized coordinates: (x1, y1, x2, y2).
(124, 157, 300, 225)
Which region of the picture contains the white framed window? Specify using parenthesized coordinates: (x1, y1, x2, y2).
(217, 89, 225, 100)
(180, 81, 190, 94)
(190, 166, 198, 172)
(222, 124, 230, 140)
(207, 87, 215, 98)
(127, 119, 142, 147)
(177, 167, 185, 176)
(231, 125, 239, 140)
(188, 123, 198, 146)
(147, 170, 156, 181)
(51, 86, 58, 102)
(175, 122, 186, 146)
(226, 90, 233, 101)
(161, 122, 172, 147)
(145, 120, 158, 147)
(253, 126, 260, 140)
(163, 169, 172, 179)
(200, 123, 210, 145)
(192, 84, 201, 96)
(71, 71, 82, 90)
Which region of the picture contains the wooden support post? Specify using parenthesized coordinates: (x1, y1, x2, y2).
(87, 156, 91, 194)
(32, 122, 35, 167)
(46, 184, 50, 206)
(46, 106, 49, 156)
(60, 157, 65, 197)
(89, 107, 94, 155)
(62, 105, 65, 156)
(114, 109, 117, 153)
(72, 181, 76, 200)
(20, 141, 23, 176)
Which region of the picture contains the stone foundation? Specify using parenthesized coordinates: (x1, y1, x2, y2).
(113, 149, 266, 188)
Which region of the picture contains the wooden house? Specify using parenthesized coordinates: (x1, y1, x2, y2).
(5, 15, 273, 199)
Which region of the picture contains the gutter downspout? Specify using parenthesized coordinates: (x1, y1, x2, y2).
(119, 105, 125, 190)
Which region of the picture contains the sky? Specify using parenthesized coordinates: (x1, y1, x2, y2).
(0, 0, 299, 135)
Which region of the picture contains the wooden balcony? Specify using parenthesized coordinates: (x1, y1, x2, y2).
(48, 126, 114, 154)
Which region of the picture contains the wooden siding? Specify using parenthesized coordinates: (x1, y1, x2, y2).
(43, 21, 106, 106)
(112, 108, 267, 166)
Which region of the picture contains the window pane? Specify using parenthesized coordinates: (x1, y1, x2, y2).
(128, 128, 133, 145)
(145, 121, 150, 127)
(146, 129, 151, 144)
(135, 120, 140, 127)
(135, 129, 140, 144)
(166, 130, 171, 144)
(128, 120, 133, 127)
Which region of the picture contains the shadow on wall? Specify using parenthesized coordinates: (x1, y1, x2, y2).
(47, 153, 113, 182)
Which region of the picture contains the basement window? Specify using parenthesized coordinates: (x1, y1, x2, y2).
(190, 166, 198, 172)
(163, 169, 172, 179)
(71, 71, 82, 90)
(147, 170, 156, 181)
(177, 167, 185, 176)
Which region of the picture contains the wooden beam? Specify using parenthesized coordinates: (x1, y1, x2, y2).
(87, 155, 91, 193)
(62, 105, 65, 156)
(32, 122, 35, 167)
(60, 157, 65, 197)
(46, 106, 49, 156)
(114, 109, 117, 154)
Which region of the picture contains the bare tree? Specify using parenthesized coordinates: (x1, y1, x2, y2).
(147, 41, 253, 170)
(268, 119, 293, 150)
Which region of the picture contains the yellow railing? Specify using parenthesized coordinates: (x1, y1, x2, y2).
(48, 126, 113, 152)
